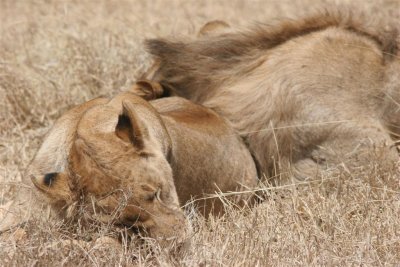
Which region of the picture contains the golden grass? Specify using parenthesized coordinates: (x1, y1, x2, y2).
(1, 0, 400, 266)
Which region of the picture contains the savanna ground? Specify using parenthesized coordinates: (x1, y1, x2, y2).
(1, 0, 400, 266)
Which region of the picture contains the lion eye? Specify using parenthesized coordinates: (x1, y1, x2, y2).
(146, 189, 161, 202)
(155, 188, 161, 201)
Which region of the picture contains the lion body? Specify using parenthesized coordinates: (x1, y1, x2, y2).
(146, 9, 400, 181)
(1, 89, 257, 239)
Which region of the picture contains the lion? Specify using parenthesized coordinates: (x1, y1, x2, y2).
(144, 8, 400, 183)
(1, 81, 258, 240)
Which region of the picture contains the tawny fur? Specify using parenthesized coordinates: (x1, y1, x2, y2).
(1, 82, 258, 239)
(145, 8, 400, 183)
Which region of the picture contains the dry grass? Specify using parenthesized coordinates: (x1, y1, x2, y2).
(1, 0, 400, 266)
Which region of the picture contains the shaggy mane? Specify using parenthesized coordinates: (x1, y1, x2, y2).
(145, 7, 399, 99)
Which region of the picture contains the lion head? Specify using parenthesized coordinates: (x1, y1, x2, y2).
(29, 90, 186, 240)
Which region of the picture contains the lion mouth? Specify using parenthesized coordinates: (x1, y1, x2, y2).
(117, 215, 148, 236)
(117, 223, 145, 236)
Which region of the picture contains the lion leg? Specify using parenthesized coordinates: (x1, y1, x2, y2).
(291, 122, 399, 184)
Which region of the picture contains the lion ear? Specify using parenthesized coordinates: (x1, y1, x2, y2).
(198, 20, 231, 37)
(130, 80, 164, 100)
(115, 101, 147, 150)
(31, 172, 73, 203)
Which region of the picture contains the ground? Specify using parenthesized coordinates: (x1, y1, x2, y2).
(1, 0, 400, 266)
